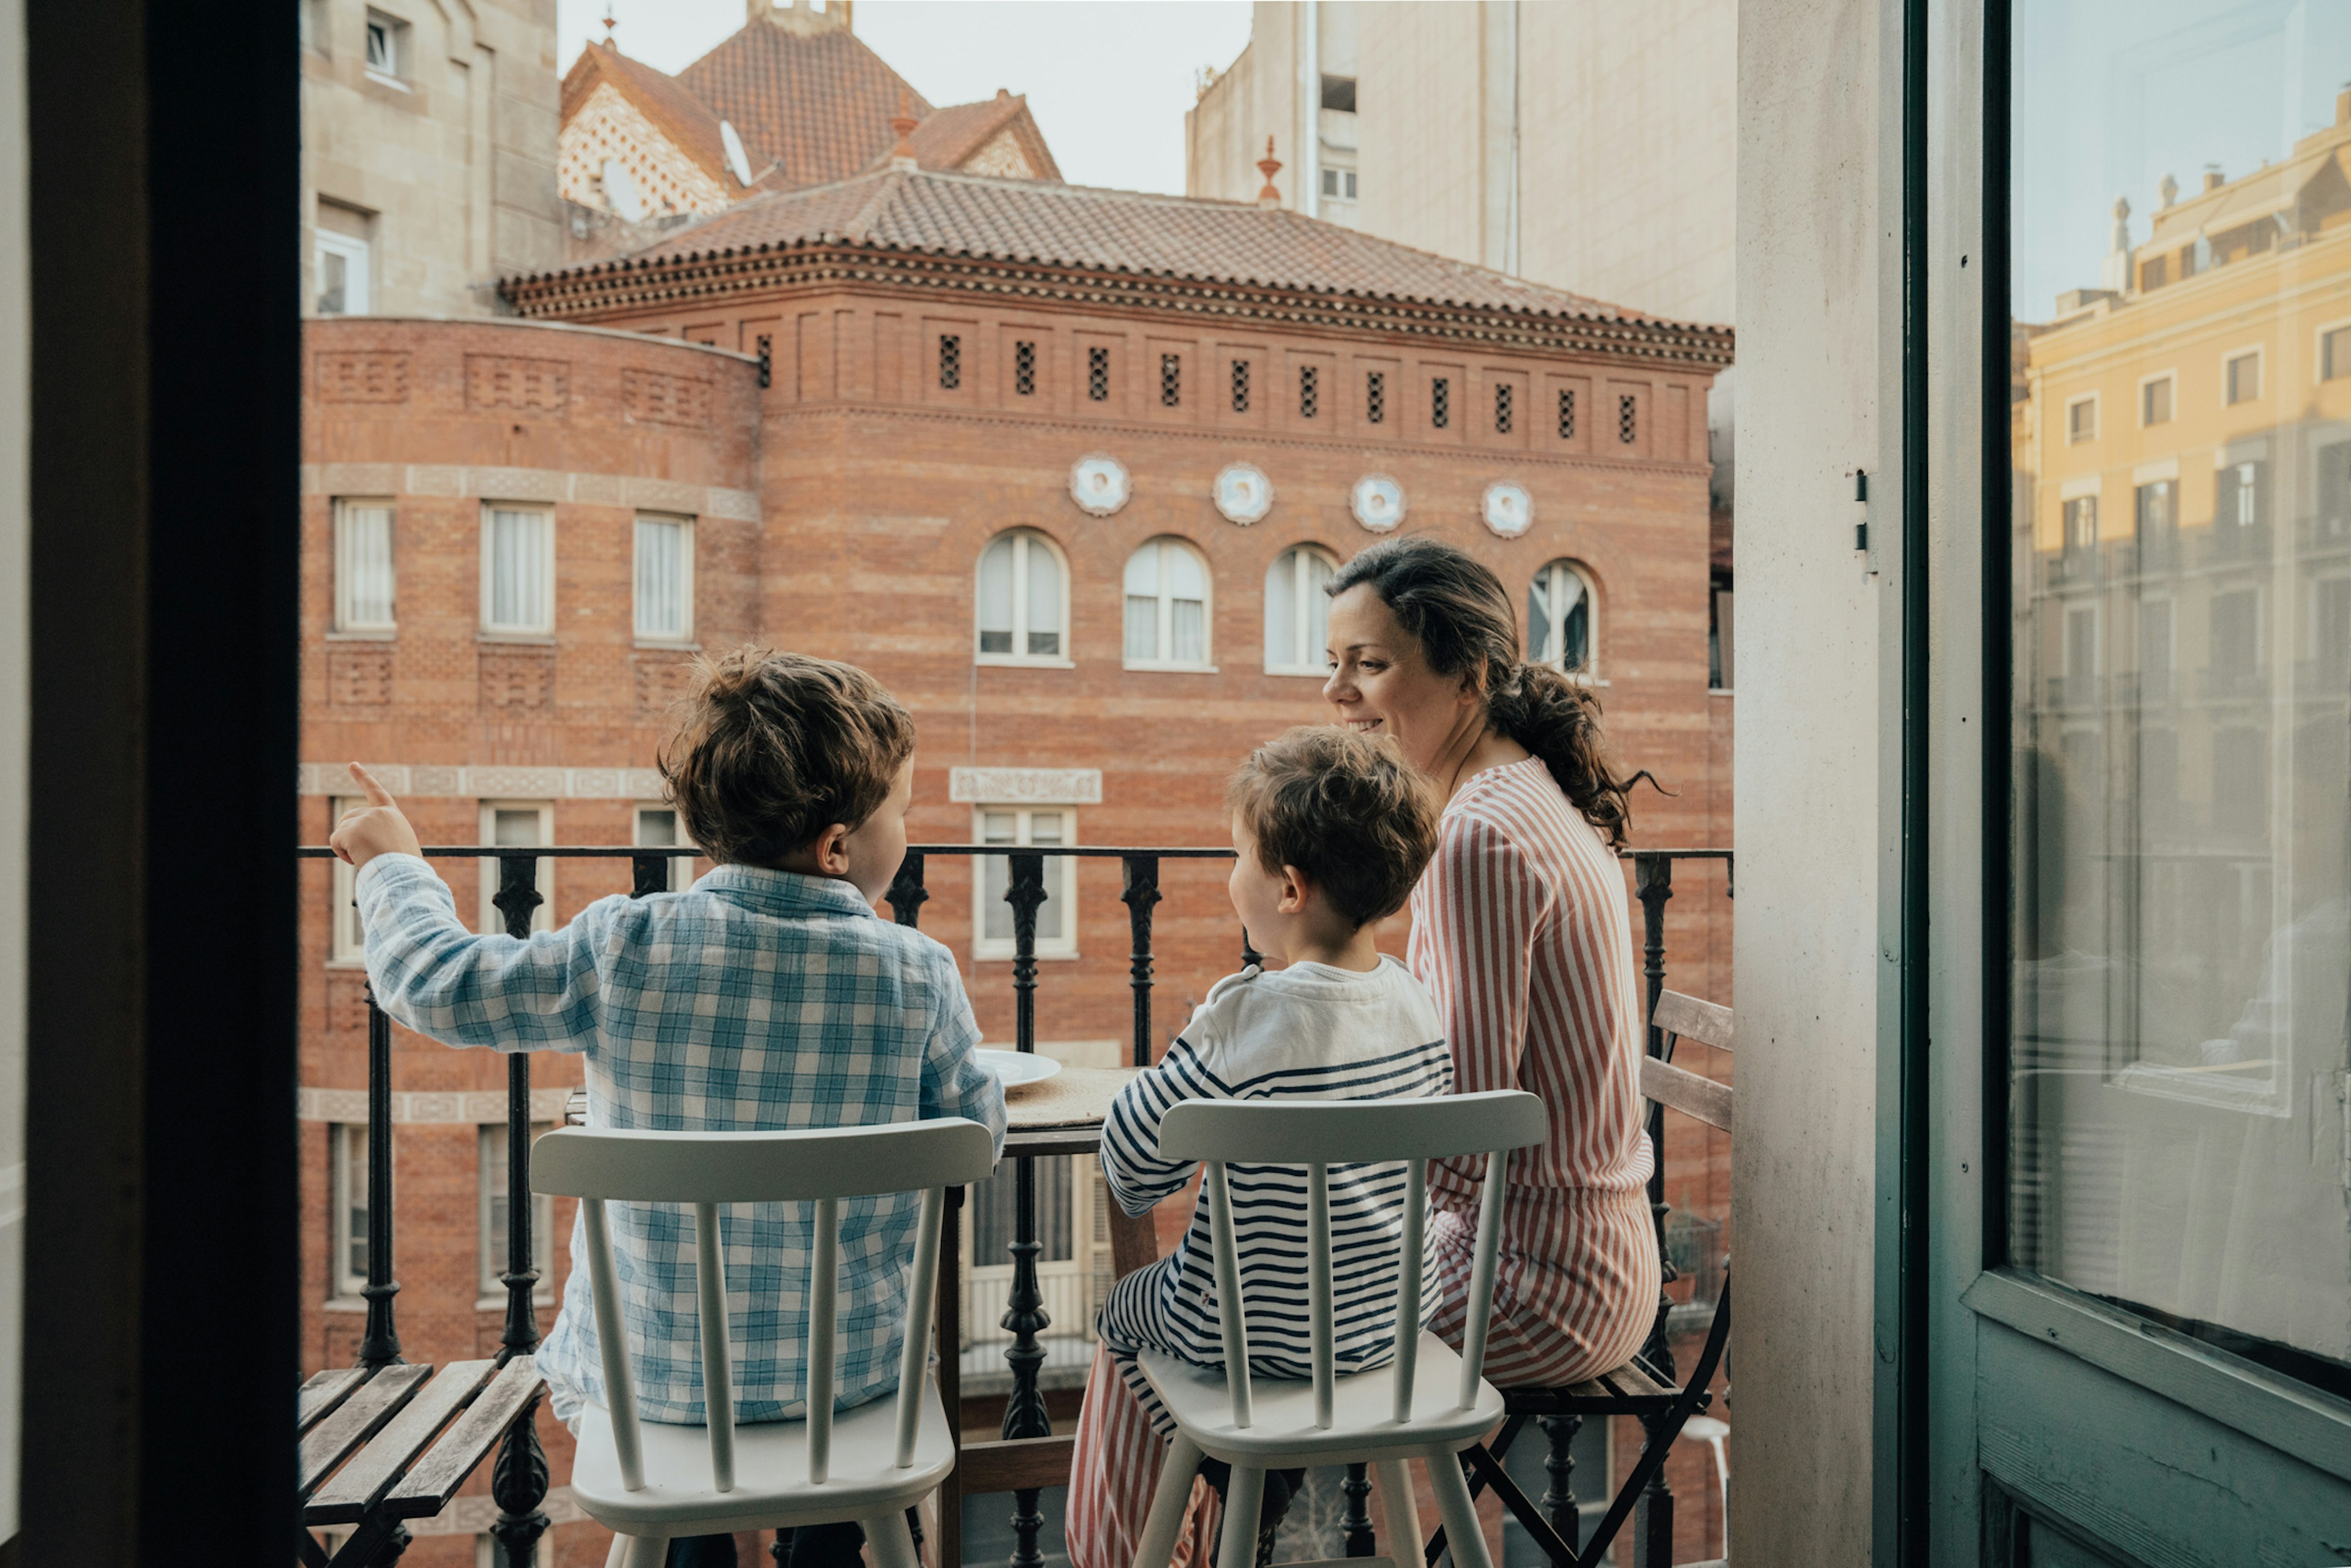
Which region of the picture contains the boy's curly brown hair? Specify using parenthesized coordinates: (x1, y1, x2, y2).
(1226, 726, 1440, 929)
(658, 648, 915, 867)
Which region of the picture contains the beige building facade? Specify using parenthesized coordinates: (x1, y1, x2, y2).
(299, 0, 564, 318)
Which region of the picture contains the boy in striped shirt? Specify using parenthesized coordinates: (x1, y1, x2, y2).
(1066, 727, 1450, 1568)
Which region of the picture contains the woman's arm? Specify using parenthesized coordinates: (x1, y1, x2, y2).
(1420, 813, 1543, 1095)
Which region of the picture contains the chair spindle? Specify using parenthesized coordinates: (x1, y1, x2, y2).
(1205, 1160, 1253, 1430)
(1392, 1157, 1425, 1423)
(582, 1197, 645, 1491)
(807, 1195, 839, 1484)
(694, 1201, 736, 1493)
(1308, 1162, 1335, 1430)
(1458, 1146, 1511, 1408)
(894, 1187, 947, 1469)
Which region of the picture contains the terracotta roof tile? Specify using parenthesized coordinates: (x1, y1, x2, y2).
(583, 168, 1665, 323)
(564, 42, 737, 190)
(675, 21, 931, 190)
(896, 93, 1061, 181)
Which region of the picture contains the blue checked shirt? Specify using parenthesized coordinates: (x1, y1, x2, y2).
(356, 853, 1007, 1427)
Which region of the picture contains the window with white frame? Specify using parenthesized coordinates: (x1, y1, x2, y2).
(634, 805, 696, 893)
(331, 1123, 372, 1299)
(334, 498, 396, 634)
(330, 797, 367, 963)
(315, 230, 370, 316)
(975, 528, 1067, 664)
(2139, 374, 2173, 427)
(1264, 545, 1337, 675)
(973, 807, 1076, 959)
(481, 505, 554, 636)
(477, 1528, 557, 1567)
(479, 1121, 555, 1300)
(364, 9, 407, 81)
(2323, 324, 2351, 382)
(478, 801, 554, 936)
(2065, 394, 2097, 444)
(2224, 350, 2261, 405)
(1122, 537, 1212, 669)
(1528, 560, 1595, 675)
(634, 514, 694, 643)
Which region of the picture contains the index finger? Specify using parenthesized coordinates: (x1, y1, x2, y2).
(348, 762, 396, 808)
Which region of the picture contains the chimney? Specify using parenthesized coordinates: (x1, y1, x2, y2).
(2203, 165, 2224, 193)
(836, 0, 853, 31)
(1256, 137, 1283, 208)
(746, 0, 768, 22)
(890, 90, 919, 172)
(2338, 84, 2350, 126)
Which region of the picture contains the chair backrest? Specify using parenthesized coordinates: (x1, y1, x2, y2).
(1645, 990, 1734, 1134)
(1653, 989, 1734, 1054)
(1156, 1090, 1545, 1433)
(531, 1119, 997, 1498)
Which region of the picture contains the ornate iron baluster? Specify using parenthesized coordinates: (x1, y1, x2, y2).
(358, 977, 402, 1369)
(1341, 1465, 1375, 1556)
(631, 852, 667, 899)
(1630, 853, 1676, 1568)
(1000, 851, 1050, 1568)
(888, 850, 929, 928)
(490, 852, 551, 1562)
(1121, 855, 1160, 1068)
(1539, 1414, 1582, 1553)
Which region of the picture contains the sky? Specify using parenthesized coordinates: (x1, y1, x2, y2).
(556, 0, 1254, 196)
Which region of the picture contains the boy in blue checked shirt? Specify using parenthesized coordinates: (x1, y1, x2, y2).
(332, 650, 1005, 1560)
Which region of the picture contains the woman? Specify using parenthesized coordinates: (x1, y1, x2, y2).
(1322, 536, 1658, 1392)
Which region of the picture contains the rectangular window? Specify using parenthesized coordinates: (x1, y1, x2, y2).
(634, 805, 696, 893)
(1230, 358, 1250, 413)
(480, 505, 553, 636)
(334, 498, 395, 634)
(1319, 73, 1356, 113)
(1014, 340, 1037, 396)
(2061, 495, 2097, 553)
(315, 230, 370, 317)
(1299, 365, 1318, 419)
(2132, 479, 2173, 539)
(939, 334, 961, 390)
(1321, 168, 1338, 197)
(2324, 326, 2351, 381)
(329, 798, 367, 963)
(2139, 254, 2167, 291)
(1494, 383, 1513, 435)
(478, 801, 553, 936)
(479, 1121, 555, 1300)
(1159, 353, 1180, 408)
(1558, 388, 1576, 439)
(476, 1531, 557, 1568)
(364, 9, 406, 80)
(632, 515, 693, 643)
(1087, 345, 1109, 402)
(1366, 370, 1385, 424)
(2065, 395, 2096, 443)
(2224, 351, 2260, 404)
(2215, 460, 2267, 529)
(973, 807, 1076, 960)
(1618, 392, 1637, 444)
(1344, 171, 1358, 199)
(331, 1123, 371, 1299)
(2139, 375, 2172, 426)
(1431, 377, 1450, 429)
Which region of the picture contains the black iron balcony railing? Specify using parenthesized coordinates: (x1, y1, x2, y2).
(299, 841, 1730, 1567)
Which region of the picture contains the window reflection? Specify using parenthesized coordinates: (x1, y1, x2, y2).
(2011, 0, 2351, 1388)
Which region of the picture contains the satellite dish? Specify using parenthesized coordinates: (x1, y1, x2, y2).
(721, 119, 754, 187)
(601, 158, 647, 222)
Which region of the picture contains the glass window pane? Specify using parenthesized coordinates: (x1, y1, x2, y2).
(1170, 598, 1205, 664)
(336, 503, 394, 629)
(983, 852, 1010, 942)
(1265, 551, 1299, 667)
(1165, 542, 1207, 600)
(2008, 0, 2351, 1382)
(1123, 545, 1159, 597)
(635, 519, 687, 639)
(1026, 537, 1060, 638)
(489, 509, 548, 631)
(1124, 596, 1158, 661)
(1302, 550, 1333, 664)
(978, 536, 1014, 653)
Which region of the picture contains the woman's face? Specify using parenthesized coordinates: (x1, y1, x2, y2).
(1322, 583, 1481, 776)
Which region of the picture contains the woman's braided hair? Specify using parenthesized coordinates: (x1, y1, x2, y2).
(1326, 536, 1635, 849)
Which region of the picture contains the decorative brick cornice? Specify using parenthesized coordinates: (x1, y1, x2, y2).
(501, 241, 1736, 372)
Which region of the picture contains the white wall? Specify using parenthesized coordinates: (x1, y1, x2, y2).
(1731, 0, 1899, 1561)
(0, 0, 26, 1540)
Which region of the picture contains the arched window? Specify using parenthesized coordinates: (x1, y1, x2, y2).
(1264, 545, 1337, 675)
(976, 529, 1068, 664)
(1122, 536, 1212, 669)
(1528, 560, 1596, 675)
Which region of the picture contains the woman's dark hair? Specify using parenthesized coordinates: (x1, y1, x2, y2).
(1326, 536, 1635, 848)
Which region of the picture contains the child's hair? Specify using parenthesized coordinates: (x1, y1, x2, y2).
(659, 647, 916, 867)
(1226, 726, 1440, 928)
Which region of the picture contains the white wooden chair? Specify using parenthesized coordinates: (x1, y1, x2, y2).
(1127, 1089, 1547, 1568)
(530, 1119, 999, 1568)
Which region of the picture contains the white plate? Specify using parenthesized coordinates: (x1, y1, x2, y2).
(976, 1049, 1063, 1089)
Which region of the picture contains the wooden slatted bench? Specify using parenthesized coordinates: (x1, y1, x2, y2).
(298, 1356, 547, 1566)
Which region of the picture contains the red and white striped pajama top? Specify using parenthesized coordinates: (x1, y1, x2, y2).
(1411, 756, 1660, 1390)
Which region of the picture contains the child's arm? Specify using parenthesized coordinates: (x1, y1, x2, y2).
(1098, 1038, 1219, 1217)
(918, 944, 1008, 1154)
(355, 854, 607, 1053)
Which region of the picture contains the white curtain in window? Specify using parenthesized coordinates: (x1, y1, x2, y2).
(978, 531, 1062, 659)
(978, 536, 1016, 654)
(635, 517, 689, 639)
(1123, 546, 1160, 661)
(1026, 536, 1062, 656)
(335, 503, 394, 631)
(486, 508, 550, 632)
(1123, 539, 1207, 664)
(1264, 547, 1334, 672)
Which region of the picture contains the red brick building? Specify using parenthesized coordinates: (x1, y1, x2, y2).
(299, 165, 1733, 1562)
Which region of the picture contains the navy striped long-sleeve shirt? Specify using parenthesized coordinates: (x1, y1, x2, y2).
(1095, 957, 1451, 1388)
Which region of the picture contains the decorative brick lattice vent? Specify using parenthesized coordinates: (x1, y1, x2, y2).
(623, 368, 713, 428)
(328, 647, 392, 707)
(1559, 389, 1577, 440)
(1230, 358, 1250, 414)
(1618, 393, 1638, 444)
(634, 652, 698, 716)
(465, 354, 569, 415)
(478, 648, 555, 713)
(1160, 354, 1181, 407)
(939, 334, 961, 390)
(1015, 341, 1037, 396)
(1494, 383, 1513, 435)
(315, 351, 411, 403)
(1367, 371, 1385, 424)
(1300, 365, 1319, 419)
(1431, 377, 1450, 429)
(1089, 346, 1110, 402)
